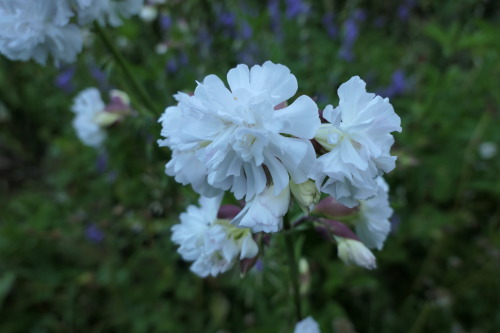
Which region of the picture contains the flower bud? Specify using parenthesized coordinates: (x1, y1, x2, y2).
(336, 237, 376, 270)
(93, 111, 120, 126)
(217, 204, 242, 219)
(106, 90, 131, 113)
(290, 179, 320, 214)
(240, 255, 259, 276)
(314, 197, 358, 217)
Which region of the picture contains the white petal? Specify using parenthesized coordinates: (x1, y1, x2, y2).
(274, 95, 320, 139)
(240, 234, 259, 259)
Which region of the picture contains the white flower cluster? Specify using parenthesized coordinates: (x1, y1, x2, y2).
(161, 61, 401, 275)
(294, 316, 320, 333)
(71, 87, 131, 148)
(313, 76, 402, 208)
(0, 0, 144, 65)
(171, 195, 258, 277)
(71, 87, 107, 148)
(315, 176, 393, 270)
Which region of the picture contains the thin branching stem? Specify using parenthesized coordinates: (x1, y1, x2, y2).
(93, 22, 157, 117)
(284, 227, 302, 321)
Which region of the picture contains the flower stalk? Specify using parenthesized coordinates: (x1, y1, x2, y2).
(284, 222, 303, 321)
(93, 22, 156, 117)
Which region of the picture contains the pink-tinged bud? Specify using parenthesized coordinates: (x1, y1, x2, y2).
(240, 254, 259, 275)
(320, 219, 359, 241)
(274, 101, 288, 110)
(314, 225, 332, 240)
(104, 90, 131, 113)
(217, 204, 242, 219)
(314, 197, 359, 217)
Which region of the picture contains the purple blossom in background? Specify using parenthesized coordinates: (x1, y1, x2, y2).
(390, 214, 401, 233)
(339, 17, 359, 62)
(165, 53, 188, 74)
(96, 151, 108, 173)
(373, 16, 386, 28)
(255, 258, 264, 272)
(352, 9, 367, 22)
(166, 57, 177, 74)
(285, 0, 309, 19)
(237, 42, 259, 66)
(239, 21, 253, 40)
(322, 13, 338, 39)
(90, 65, 110, 91)
(106, 170, 118, 183)
(378, 70, 408, 98)
(268, 0, 283, 40)
(343, 18, 359, 44)
(338, 48, 354, 62)
(178, 52, 188, 66)
(197, 27, 213, 58)
(398, 0, 416, 21)
(218, 11, 236, 28)
(85, 224, 104, 243)
(159, 13, 172, 31)
(55, 66, 75, 93)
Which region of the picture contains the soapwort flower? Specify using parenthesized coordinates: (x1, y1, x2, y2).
(71, 87, 131, 148)
(313, 76, 401, 207)
(158, 61, 320, 201)
(171, 195, 259, 277)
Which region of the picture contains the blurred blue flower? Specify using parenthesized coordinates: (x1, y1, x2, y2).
(239, 21, 253, 40)
(85, 224, 104, 244)
(218, 11, 236, 28)
(255, 258, 264, 272)
(353, 9, 367, 22)
(237, 42, 259, 66)
(338, 48, 354, 62)
(268, 0, 283, 40)
(159, 13, 171, 31)
(285, 0, 309, 19)
(378, 70, 408, 98)
(373, 16, 386, 28)
(390, 214, 401, 233)
(55, 66, 75, 93)
(343, 18, 359, 45)
(339, 17, 359, 61)
(90, 65, 109, 90)
(397, 0, 416, 21)
(198, 27, 213, 57)
(166, 58, 177, 74)
(96, 151, 108, 173)
(178, 52, 188, 66)
(322, 13, 338, 39)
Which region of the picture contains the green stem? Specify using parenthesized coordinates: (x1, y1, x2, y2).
(454, 109, 490, 206)
(93, 22, 157, 117)
(284, 229, 302, 321)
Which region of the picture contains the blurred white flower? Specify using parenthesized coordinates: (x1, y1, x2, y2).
(154, 43, 168, 55)
(355, 177, 393, 250)
(139, 5, 158, 22)
(159, 61, 320, 201)
(171, 195, 259, 277)
(336, 237, 377, 269)
(71, 87, 131, 148)
(294, 316, 321, 333)
(478, 141, 497, 160)
(231, 184, 290, 233)
(0, 0, 82, 65)
(77, 0, 144, 27)
(71, 88, 107, 148)
(313, 76, 401, 207)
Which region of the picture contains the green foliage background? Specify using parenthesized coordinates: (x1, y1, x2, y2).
(1, 0, 499, 332)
